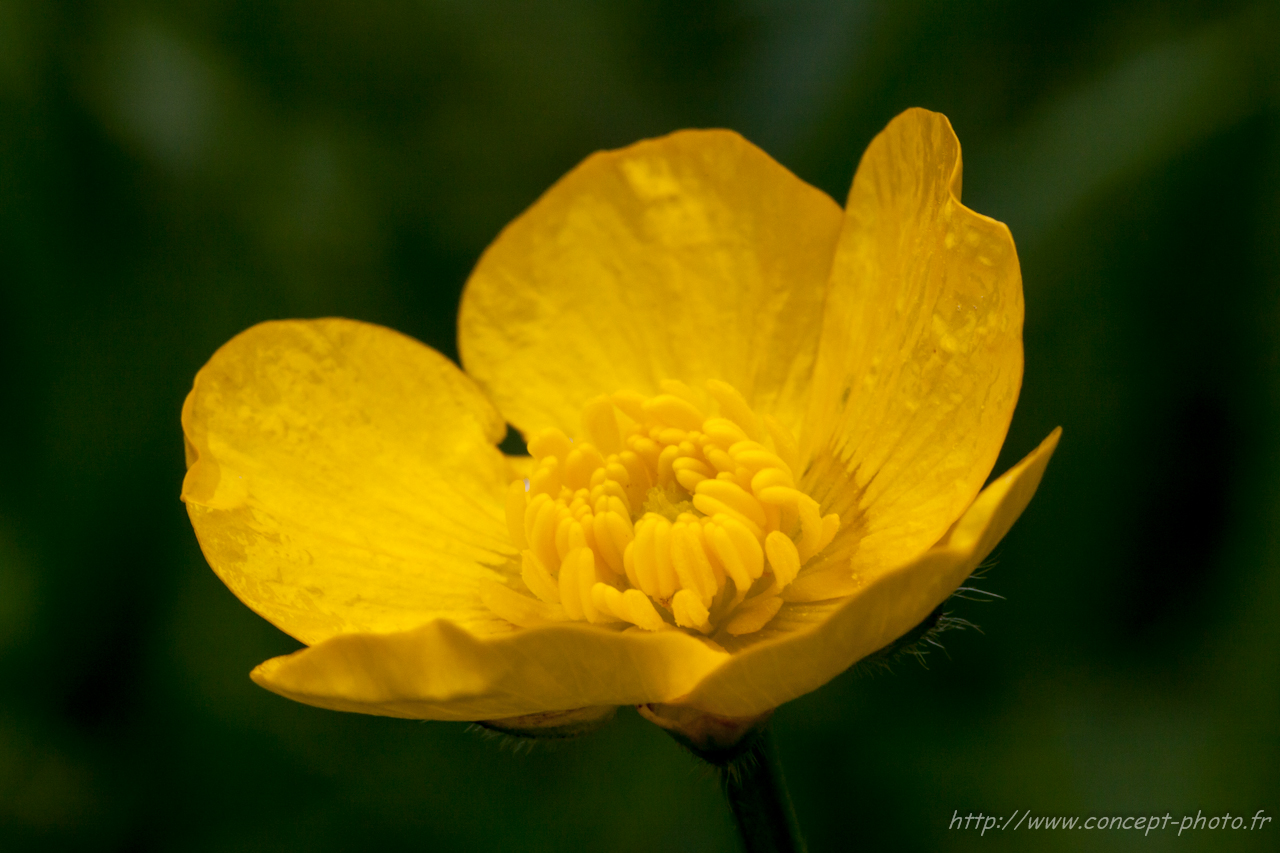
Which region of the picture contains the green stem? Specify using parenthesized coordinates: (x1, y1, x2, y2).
(720, 726, 808, 853)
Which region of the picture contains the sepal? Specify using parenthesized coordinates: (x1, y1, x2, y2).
(637, 702, 773, 765)
(477, 704, 618, 739)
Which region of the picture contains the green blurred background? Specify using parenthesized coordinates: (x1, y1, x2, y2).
(2, 1, 1278, 851)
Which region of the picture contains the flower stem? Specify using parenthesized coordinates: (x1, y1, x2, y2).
(720, 726, 807, 853)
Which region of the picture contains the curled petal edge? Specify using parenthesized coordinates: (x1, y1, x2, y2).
(250, 429, 1059, 720)
(250, 618, 730, 722)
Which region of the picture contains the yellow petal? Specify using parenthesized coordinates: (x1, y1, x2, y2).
(804, 108, 1025, 577)
(249, 430, 1056, 721)
(250, 619, 729, 721)
(457, 129, 843, 440)
(685, 429, 1059, 716)
(181, 319, 514, 646)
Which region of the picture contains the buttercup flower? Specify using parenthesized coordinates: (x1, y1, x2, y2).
(181, 108, 1059, 728)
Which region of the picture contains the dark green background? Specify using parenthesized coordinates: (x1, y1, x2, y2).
(2, 2, 1277, 851)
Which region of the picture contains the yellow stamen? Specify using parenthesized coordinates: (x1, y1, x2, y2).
(521, 551, 560, 604)
(500, 381, 840, 636)
(672, 588, 711, 633)
(724, 592, 783, 636)
(764, 531, 801, 589)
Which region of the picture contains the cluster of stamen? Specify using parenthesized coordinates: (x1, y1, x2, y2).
(487, 380, 839, 637)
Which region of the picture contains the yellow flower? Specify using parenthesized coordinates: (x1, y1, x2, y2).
(181, 108, 1059, 726)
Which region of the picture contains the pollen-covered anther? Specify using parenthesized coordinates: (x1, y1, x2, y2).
(487, 381, 841, 636)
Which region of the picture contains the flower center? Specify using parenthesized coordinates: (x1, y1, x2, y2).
(491, 380, 839, 636)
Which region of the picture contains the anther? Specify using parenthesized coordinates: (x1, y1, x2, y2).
(499, 380, 840, 637)
(528, 427, 572, 462)
(521, 551, 560, 604)
(581, 395, 623, 454)
(644, 395, 705, 431)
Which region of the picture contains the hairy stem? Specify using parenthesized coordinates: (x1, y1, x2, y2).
(720, 726, 807, 853)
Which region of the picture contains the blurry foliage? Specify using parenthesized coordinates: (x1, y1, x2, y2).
(1, 1, 1278, 851)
